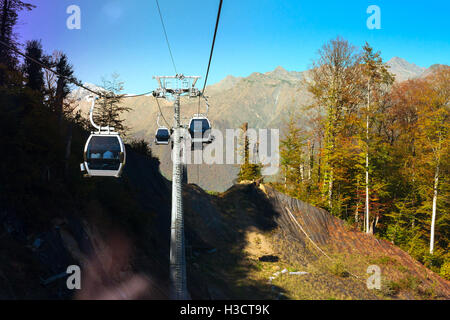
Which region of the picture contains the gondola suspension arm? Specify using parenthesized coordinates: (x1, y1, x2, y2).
(88, 95, 114, 133)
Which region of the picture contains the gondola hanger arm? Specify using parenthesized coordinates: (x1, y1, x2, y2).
(87, 95, 114, 133)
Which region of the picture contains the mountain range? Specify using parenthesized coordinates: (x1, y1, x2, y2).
(72, 57, 448, 191)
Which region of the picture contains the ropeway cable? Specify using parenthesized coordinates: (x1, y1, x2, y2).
(0, 39, 153, 99)
(155, 0, 178, 75)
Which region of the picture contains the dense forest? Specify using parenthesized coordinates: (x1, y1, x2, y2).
(275, 37, 449, 279)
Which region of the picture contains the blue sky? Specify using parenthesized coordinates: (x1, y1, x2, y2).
(16, 0, 450, 93)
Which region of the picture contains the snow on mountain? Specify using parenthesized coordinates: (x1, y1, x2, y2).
(69, 83, 106, 101)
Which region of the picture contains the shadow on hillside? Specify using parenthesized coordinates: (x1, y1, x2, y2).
(183, 183, 285, 299)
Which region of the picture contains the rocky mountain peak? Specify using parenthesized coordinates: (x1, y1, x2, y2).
(387, 57, 426, 82)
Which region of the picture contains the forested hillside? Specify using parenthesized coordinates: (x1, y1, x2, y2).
(276, 38, 449, 278)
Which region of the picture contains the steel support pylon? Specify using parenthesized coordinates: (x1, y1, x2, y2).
(153, 74, 201, 300)
(170, 94, 188, 300)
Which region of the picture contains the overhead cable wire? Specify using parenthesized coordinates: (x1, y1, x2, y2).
(0, 39, 104, 97)
(155, 0, 177, 74)
(201, 0, 223, 96)
(0, 39, 153, 99)
(195, 0, 224, 185)
(197, 0, 223, 185)
(285, 207, 363, 282)
(154, 95, 171, 128)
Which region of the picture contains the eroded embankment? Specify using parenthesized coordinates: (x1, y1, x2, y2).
(183, 182, 450, 300)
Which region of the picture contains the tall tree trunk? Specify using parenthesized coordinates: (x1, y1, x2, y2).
(355, 178, 360, 224)
(308, 141, 314, 181)
(369, 215, 379, 234)
(327, 113, 334, 211)
(430, 161, 439, 254)
(55, 77, 64, 134)
(365, 79, 371, 234)
(0, 0, 10, 84)
(317, 140, 322, 184)
(328, 168, 333, 210)
(64, 122, 73, 180)
(0, 0, 9, 43)
(242, 122, 249, 164)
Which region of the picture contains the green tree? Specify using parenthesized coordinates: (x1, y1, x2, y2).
(23, 39, 44, 92)
(280, 114, 306, 198)
(238, 122, 262, 182)
(54, 53, 76, 131)
(0, 0, 34, 83)
(94, 73, 131, 134)
(305, 36, 362, 213)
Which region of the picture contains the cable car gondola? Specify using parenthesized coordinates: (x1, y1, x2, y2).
(80, 96, 126, 178)
(155, 126, 171, 145)
(189, 115, 212, 145)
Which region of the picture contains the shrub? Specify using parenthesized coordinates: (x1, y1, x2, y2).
(422, 252, 444, 274)
(381, 280, 400, 297)
(440, 261, 450, 280)
(398, 275, 420, 292)
(370, 256, 397, 266)
(329, 262, 350, 278)
(129, 139, 153, 157)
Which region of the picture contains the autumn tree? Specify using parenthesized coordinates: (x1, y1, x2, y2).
(380, 69, 449, 266)
(360, 42, 395, 233)
(305, 36, 362, 214)
(416, 68, 450, 254)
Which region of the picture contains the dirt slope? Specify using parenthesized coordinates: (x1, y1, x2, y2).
(184, 183, 450, 300)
